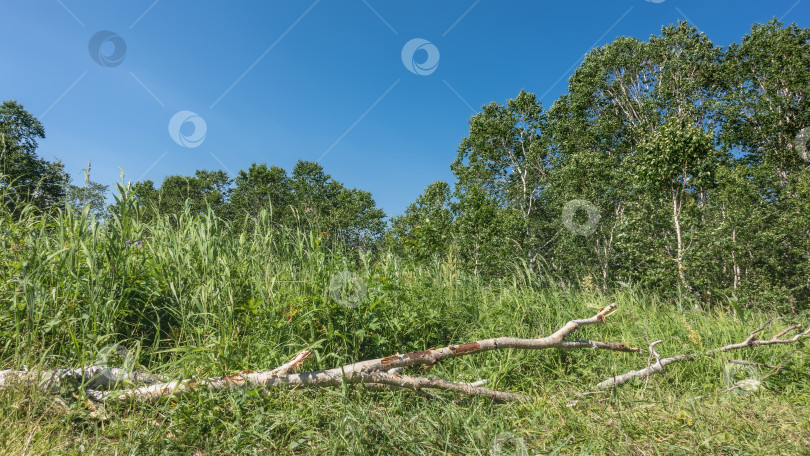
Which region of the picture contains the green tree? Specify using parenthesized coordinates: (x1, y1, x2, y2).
(452, 90, 549, 223)
(288, 160, 386, 249)
(631, 116, 722, 294)
(229, 163, 292, 227)
(334, 187, 386, 249)
(545, 21, 723, 291)
(450, 90, 553, 274)
(721, 20, 810, 180)
(0, 100, 68, 214)
(715, 20, 810, 307)
(133, 170, 231, 221)
(389, 181, 454, 262)
(451, 184, 519, 276)
(289, 160, 343, 231)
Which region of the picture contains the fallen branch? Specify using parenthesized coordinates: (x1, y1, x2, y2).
(597, 320, 809, 390)
(0, 366, 165, 393)
(359, 371, 529, 402)
(642, 339, 663, 395)
(596, 354, 694, 390)
(720, 320, 810, 351)
(2, 304, 635, 403)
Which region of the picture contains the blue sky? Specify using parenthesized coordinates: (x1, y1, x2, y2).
(2, 0, 807, 217)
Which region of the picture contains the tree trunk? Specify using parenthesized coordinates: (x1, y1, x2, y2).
(672, 191, 691, 293)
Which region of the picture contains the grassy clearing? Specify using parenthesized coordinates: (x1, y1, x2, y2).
(1, 195, 808, 455)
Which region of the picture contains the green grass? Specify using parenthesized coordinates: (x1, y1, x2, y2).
(1, 193, 809, 455)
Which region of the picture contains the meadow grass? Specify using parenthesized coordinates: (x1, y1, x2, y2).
(1, 196, 808, 455)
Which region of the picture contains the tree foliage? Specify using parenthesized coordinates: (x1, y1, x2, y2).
(390, 20, 810, 310)
(0, 101, 68, 214)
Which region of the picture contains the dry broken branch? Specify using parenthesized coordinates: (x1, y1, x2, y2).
(598, 320, 809, 390)
(266, 350, 312, 377)
(2, 304, 634, 403)
(597, 354, 695, 390)
(720, 321, 810, 351)
(359, 371, 529, 402)
(0, 366, 165, 393)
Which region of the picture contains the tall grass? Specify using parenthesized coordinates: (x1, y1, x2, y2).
(1, 185, 482, 374)
(1, 186, 808, 455)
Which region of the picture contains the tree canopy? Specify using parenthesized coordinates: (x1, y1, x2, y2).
(389, 20, 810, 310)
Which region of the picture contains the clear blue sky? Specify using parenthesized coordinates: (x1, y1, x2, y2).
(2, 0, 807, 217)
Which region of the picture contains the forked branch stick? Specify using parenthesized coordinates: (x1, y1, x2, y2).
(597, 320, 809, 390)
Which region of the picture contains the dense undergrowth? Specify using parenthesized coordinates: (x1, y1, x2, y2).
(1, 190, 808, 455)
